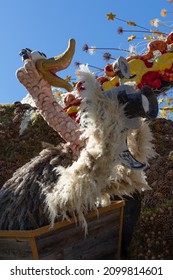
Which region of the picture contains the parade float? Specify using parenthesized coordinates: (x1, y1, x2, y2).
(0, 14, 173, 259)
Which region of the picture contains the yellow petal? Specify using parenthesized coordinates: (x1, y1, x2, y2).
(160, 109, 167, 117)
(158, 98, 164, 104)
(127, 35, 136, 42)
(144, 34, 153, 41)
(65, 75, 72, 82)
(66, 106, 79, 115)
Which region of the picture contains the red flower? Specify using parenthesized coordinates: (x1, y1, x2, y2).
(117, 27, 124, 34)
(141, 57, 153, 68)
(141, 71, 161, 89)
(75, 61, 81, 67)
(103, 52, 112, 61)
(82, 44, 89, 52)
(97, 76, 109, 85)
(104, 64, 115, 77)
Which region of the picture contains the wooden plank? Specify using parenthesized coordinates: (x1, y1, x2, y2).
(36, 208, 121, 260)
(117, 205, 124, 259)
(30, 238, 39, 260)
(0, 237, 33, 260)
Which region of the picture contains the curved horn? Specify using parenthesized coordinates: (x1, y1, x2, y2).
(36, 39, 75, 91)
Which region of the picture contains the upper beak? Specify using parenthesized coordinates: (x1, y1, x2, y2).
(36, 39, 75, 92)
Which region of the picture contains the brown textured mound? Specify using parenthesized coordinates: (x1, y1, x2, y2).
(0, 102, 63, 188)
(129, 118, 173, 260)
(143, 118, 173, 207)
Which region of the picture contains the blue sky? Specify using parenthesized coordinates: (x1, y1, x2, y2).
(0, 0, 172, 104)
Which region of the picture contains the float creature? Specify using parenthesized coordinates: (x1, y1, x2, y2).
(102, 31, 173, 92)
(0, 39, 158, 231)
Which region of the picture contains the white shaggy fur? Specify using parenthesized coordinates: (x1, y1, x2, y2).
(45, 66, 155, 230)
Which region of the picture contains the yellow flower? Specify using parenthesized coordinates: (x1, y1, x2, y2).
(144, 34, 153, 41)
(158, 34, 164, 40)
(159, 109, 167, 117)
(161, 9, 167, 16)
(128, 35, 136, 42)
(106, 13, 116, 20)
(54, 91, 61, 97)
(158, 98, 164, 104)
(65, 75, 71, 82)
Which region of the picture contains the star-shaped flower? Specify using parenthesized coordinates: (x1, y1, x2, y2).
(106, 13, 116, 20)
(65, 75, 72, 82)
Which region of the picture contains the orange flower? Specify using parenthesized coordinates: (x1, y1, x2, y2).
(161, 9, 167, 16)
(150, 19, 155, 26)
(150, 18, 160, 27)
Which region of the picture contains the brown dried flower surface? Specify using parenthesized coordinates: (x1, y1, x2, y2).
(129, 118, 173, 260)
(0, 103, 63, 188)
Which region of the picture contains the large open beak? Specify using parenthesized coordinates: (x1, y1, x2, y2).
(36, 39, 75, 92)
